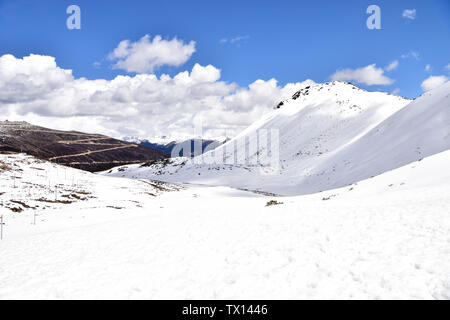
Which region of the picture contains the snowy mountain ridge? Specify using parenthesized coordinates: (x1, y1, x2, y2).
(104, 80, 449, 196)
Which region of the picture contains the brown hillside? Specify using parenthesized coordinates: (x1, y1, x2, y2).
(0, 121, 169, 172)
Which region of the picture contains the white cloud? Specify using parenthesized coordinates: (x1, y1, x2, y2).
(425, 64, 431, 72)
(445, 63, 450, 71)
(385, 60, 399, 71)
(391, 88, 400, 95)
(219, 35, 250, 45)
(401, 50, 420, 61)
(0, 54, 314, 140)
(230, 35, 250, 43)
(108, 35, 196, 73)
(402, 9, 416, 20)
(330, 64, 394, 86)
(0, 54, 73, 105)
(421, 75, 449, 92)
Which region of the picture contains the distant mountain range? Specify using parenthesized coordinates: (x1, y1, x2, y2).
(0, 121, 168, 172)
(124, 137, 226, 158)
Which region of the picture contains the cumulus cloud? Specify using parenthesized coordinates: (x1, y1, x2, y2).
(402, 9, 416, 20)
(108, 35, 196, 73)
(385, 60, 399, 71)
(0, 54, 73, 106)
(190, 64, 221, 83)
(0, 54, 314, 140)
(330, 64, 394, 86)
(421, 75, 449, 92)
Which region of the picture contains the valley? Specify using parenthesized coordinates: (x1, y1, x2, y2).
(1, 81, 449, 300)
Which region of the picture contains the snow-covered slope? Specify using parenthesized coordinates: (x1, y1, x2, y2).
(1, 149, 450, 299)
(298, 81, 450, 192)
(107, 81, 449, 195)
(0, 153, 180, 214)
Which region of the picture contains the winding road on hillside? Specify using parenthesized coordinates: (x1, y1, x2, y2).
(48, 144, 138, 161)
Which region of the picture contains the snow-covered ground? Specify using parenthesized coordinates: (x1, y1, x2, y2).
(0, 153, 180, 215)
(1, 150, 449, 299)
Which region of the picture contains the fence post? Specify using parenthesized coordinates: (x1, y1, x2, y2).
(1, 215, 4, 240)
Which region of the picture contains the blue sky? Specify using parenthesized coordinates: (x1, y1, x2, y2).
(0, 0, 449, 139)
(0, 0, 448, 98)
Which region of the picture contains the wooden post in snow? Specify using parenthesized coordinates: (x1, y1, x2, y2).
(1, 215, 4, 240)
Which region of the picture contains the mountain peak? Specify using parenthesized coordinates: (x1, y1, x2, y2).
(0, 120, 31, 126)
(275, 81, 409, 110)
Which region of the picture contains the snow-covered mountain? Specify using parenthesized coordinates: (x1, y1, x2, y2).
(107, 81, 449, 195)
(142, 139, 223, 158)
(123, 136, 225, 158)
